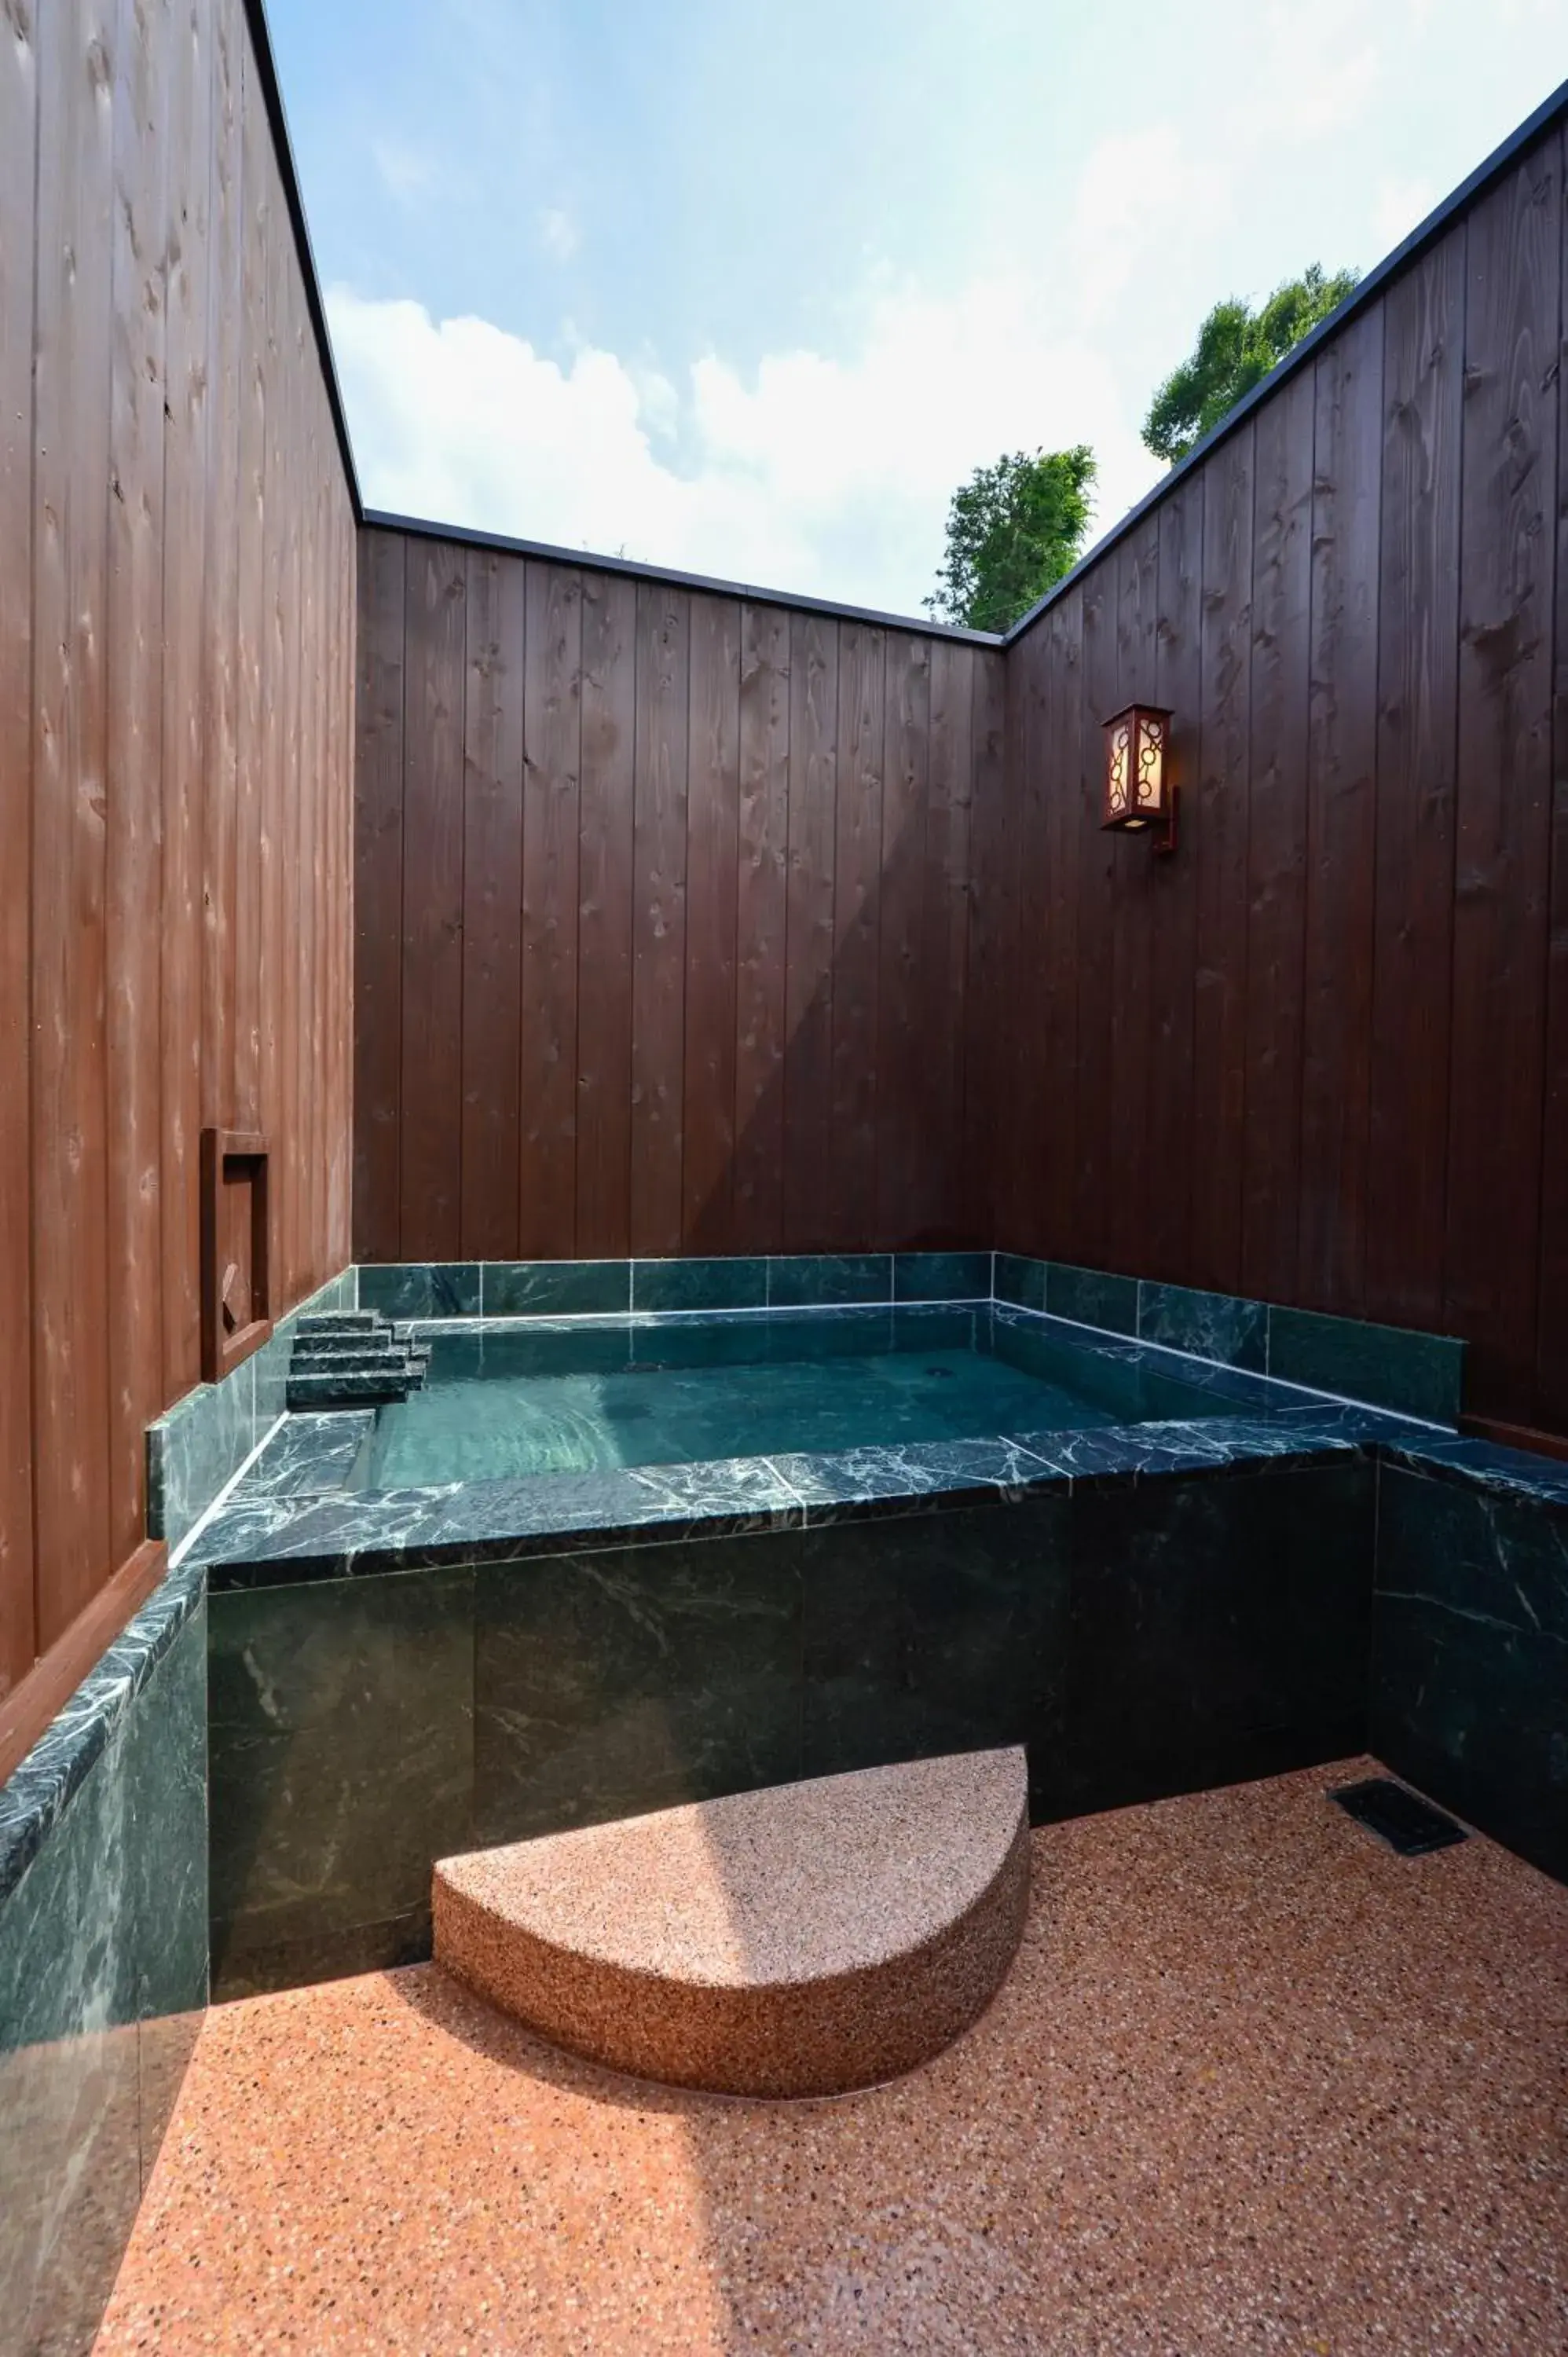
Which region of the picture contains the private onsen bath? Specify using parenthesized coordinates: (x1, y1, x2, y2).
(2, 13, 1566, 2353)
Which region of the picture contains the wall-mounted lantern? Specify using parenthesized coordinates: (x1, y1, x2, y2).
(1101, 703, 1176, 854)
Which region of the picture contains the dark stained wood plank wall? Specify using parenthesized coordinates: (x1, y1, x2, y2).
(1189, 424, 1254, 1296)
(1445, 138, 1560, 1426)
(1536, 172, 1568, 1433)
(353, 90, 1568, 1450)
(683, 595, 742, 1255)
(782, 611, 838, 1250)
(1107, 520, 1160, 1266)
(31, 0, 119, 1648)
(989, 114, 1568, 1446)
(1035, 596, 1083, 1255)
(1298, 302, 1383, 1314)
(200, 0, 241, 1168)
(360, 533, 1000, 1272)
(459, 548, 525, 1258)
(1072, 574, 1119, 1271)
(353, 530, 406, 1261)
(829, 624, 885, 1249)
(957, 651, 1002, 1243)
(1240, 365, 1313, 1308)
(631, 583, 691, 1255)
(231, 34, 266, 1137)
(575, 571, 638, 1255)
(161, 0, 214, 1402)
(1146, 477, 1203, 1281)
(398, 540, 467, 1258)
(922, 639, 976, 1238)
(521, 563, 583, 1255)
(732, 603, 791, 1252)
(2, 0, 356, 1712)
(104, 0, 170, 1571)
(1365, 236, 1464, 1334)
(876, 635, 932, 1244)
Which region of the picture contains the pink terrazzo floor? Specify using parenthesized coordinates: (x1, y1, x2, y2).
(96, 1758, 1568, 2355)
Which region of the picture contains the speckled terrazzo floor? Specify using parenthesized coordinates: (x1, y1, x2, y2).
(95, 1758, 1568, 2356)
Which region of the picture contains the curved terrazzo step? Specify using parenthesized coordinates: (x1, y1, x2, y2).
(433, 1746, 1030, 2098)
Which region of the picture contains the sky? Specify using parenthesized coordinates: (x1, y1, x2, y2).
(269, 0, 1568, 621)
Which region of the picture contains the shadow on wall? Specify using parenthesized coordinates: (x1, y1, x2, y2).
(354, 546, 1006, 1269)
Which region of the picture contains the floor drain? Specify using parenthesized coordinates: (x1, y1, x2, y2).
(1330, 1776, 1467, 1857)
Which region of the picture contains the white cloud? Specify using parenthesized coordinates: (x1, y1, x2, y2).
(538, 207, 580, 263)
(1247, 1, 1382, 141)
(327, 269, 1164, 618)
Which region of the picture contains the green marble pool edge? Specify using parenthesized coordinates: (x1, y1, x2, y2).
(353, 1252, 1467, 1428)
(180, 1295, 1430, 1594)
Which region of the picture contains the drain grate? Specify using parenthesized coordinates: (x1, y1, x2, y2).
(1330, 1776, 1467, 1857)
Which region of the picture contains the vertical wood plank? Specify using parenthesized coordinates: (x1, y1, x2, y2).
(31, 0, 117, 1646)
(1298, 306, 1383, 1312)
(231, 29, 266, 1131)
(1537, 163, 1568, 1431)
(1191, 423, 1254, 1295)
(353, 530, 405, 1260)
(989, 633, 1032, 1252)
(923, 638, 975, 1237)
(459, 547, 524, 1257)
(1146, 476, 1203, 1281)
(961, 647, 1006, 1246)
(829, 621, 884, 1248)
(682, 593, 742, 1253)
(159, 0, 212, 1397)
(0, 0, 38, 1692)
(876, 632, 931, 1244)
(731, 602, 790, 1252)
(630, 581, 689, 1254)
(200, 0, 240, 1151)
(1241, 368, 1314, 1304)
(1445, 139, 1560, 1419)
(272, 255, 304, 1299)
(1037, 599, 1083, 1256)
(254, 127, 288, 1237)
(328, 480, 356, 1263)
(1072, 574, 1118, 1269)
(520, 563, 582, 1256)
(398, 539, 466, 1257)
(1107, 520, 1160, 1269)
(782, 612, 837, 1250)
(104, 0, 169, 1563)
(299, 294, 325, 1296)
(576, 569, 637, 1256)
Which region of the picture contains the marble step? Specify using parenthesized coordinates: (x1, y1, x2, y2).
(291, 1331, 402, 1358)
(290, 1341, 429, 1374)
(432, 1747, 1029, 2099)
(286, 1362, 423, 1408)
(296, 1311, 384, 1336)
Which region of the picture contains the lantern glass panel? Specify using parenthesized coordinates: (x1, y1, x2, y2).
(1135, 713, 1165, 812)
(1107, 719, 1131, 818)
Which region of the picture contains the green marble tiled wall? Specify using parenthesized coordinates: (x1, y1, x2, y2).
(992, 1255, 1464, 1423)
(1372, 1461, 1568, 1881)
(207, 1458, 1376, 1996)
(0, 1602, 207, 2354)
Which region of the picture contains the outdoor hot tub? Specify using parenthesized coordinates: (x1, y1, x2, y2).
(169, 1250, 1467, 1998)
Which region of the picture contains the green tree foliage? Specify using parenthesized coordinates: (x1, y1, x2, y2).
(1141, 263, 1359, 464)
(926, 445, 1097, 632)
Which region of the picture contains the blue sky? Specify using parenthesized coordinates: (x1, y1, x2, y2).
(271, 0, 1568, 617)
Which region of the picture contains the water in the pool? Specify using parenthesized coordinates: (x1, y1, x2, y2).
(367, 1343, 1128, 1486)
